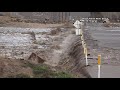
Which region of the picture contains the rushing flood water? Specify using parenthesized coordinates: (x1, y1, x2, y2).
(0, 27, 53, 59)
(0, 27, 52, 33)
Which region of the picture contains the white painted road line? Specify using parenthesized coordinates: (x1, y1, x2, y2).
(94, 33, 120, 36)
(106, 30, 120, 31)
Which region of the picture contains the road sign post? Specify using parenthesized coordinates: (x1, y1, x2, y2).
(73, 20, 81, 35)
(78, 29, 81, 35)
(75, 28, 79, 35)
(98, 55, 101, 78)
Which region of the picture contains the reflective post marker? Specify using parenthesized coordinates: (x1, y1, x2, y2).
(85, 48, 88, 66)
(82, 41, 84, 47)
(84, 43, 86, 54)
(81, 34, 84, 40)
(80, 29, 83, 35)
(98, 55, 101, 78)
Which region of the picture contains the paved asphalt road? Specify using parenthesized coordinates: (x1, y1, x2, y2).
(87, 24, 120, 50)
(86, 65, 120, 78)
(85, 23, 120, 78)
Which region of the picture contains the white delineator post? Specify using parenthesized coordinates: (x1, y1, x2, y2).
(98, 65, 101, 78)
(98, 55, 101, 78)
(81, 34, 84, 40)
(81, 21, 84, 30)
(83, 43, 86, 54)
(85, 47, 88, 66)
(80, 29, 83, 35)
(82, 40, 84, 47)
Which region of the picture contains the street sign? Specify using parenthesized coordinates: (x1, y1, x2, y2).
(73, 20, 81, 29)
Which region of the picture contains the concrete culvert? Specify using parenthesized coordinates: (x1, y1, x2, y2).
(58, 34, 91, 78)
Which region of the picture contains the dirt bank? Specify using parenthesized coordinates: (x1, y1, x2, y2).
(0, 58, 33, 78)
(58, 34, 91, 78)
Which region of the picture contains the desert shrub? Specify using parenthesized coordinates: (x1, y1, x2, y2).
(32, 65, 74, 78)
(23, 62, 74, 78)
(53, 71, 73, 78)
(33, 65, 49, 75)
